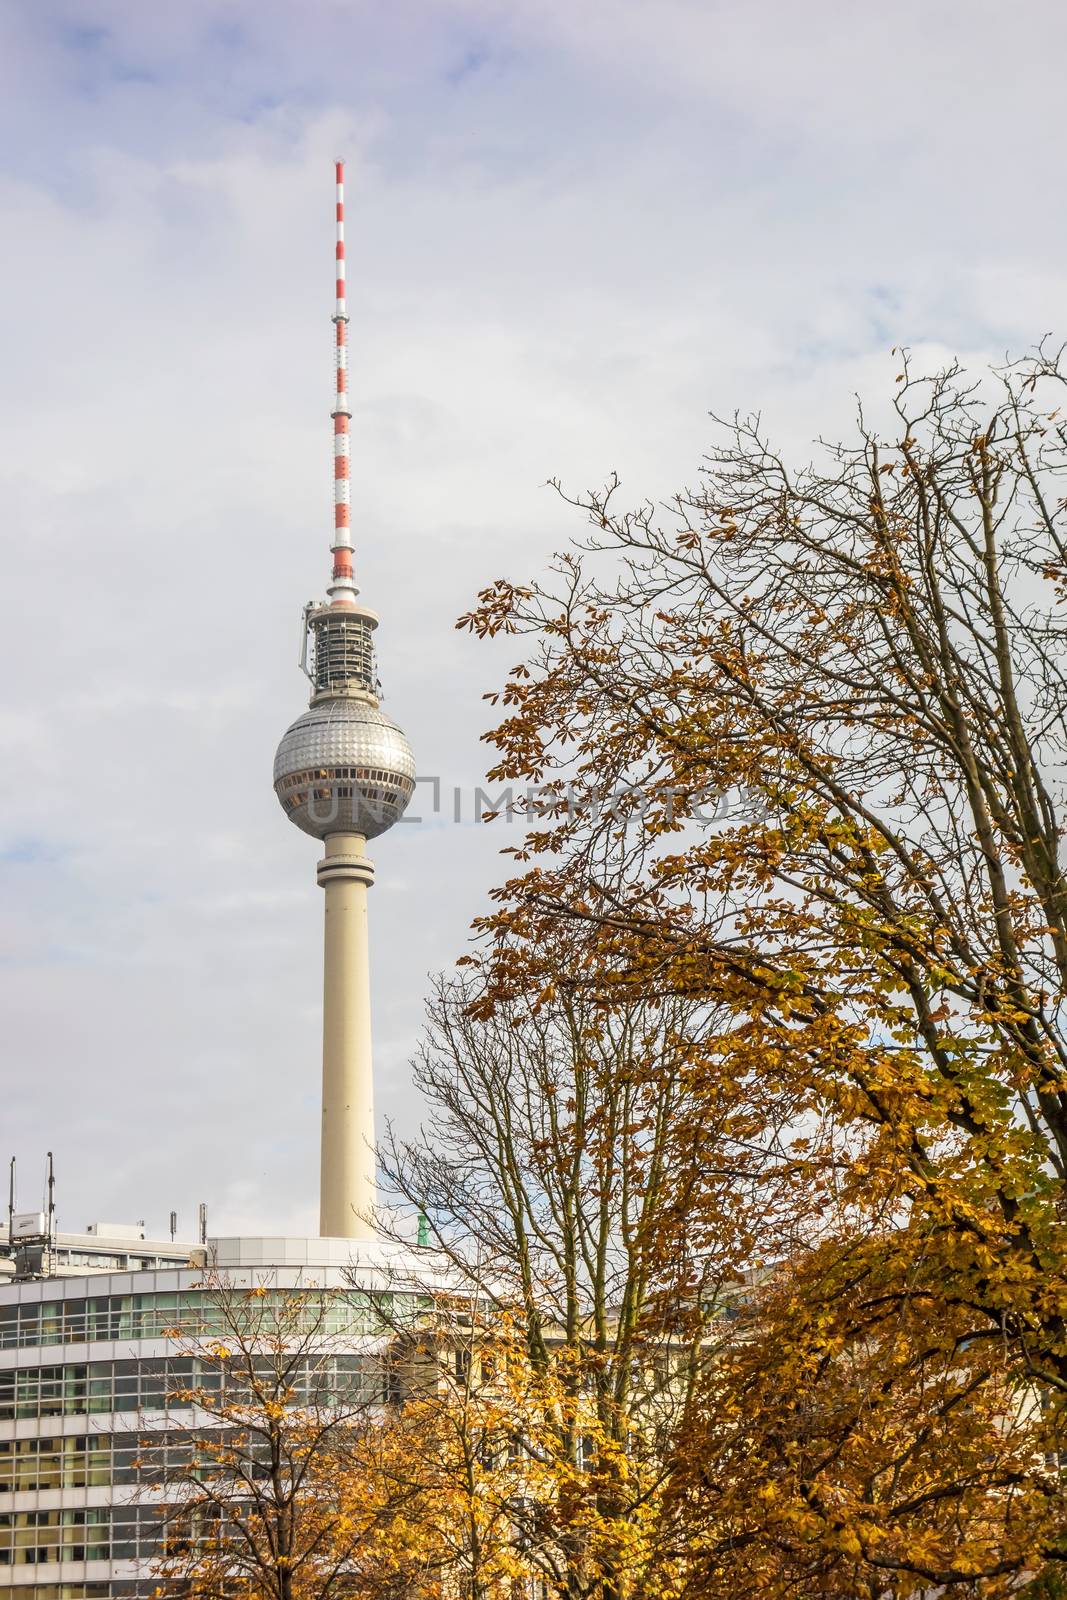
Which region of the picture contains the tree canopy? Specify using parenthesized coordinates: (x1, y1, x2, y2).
(456, 347, 1067, 1594)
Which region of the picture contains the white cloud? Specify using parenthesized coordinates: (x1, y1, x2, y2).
(2, 0, 1065, 1235)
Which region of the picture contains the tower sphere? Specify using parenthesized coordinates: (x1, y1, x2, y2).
(273, 697, 416, 841)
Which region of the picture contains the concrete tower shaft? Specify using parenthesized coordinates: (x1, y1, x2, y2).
(273, 162, 414, 1240)
(317, 837, 376, 1237)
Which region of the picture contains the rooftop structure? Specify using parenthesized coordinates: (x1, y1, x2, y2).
(0, 1219, 198, 1284)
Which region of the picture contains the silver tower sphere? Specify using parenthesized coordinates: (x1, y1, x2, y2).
(274, 696, 416, 841)
(274, 604, 415, 840)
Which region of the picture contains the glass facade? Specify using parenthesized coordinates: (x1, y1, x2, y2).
(0, 1510, 112, 1566)
(0, 1359, 206, 1421)
(0, 1353, 375, 1421)
(0, 1434, 206, 1492)
(0, 1290, 391, 1350)
(0, 1507, 168, 1567)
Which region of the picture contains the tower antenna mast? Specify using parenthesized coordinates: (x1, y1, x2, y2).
(329, 160, 356, 607)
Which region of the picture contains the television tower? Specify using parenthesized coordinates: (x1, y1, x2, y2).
(273, 162, 415, 1239)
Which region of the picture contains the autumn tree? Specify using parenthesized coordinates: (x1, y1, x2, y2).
(674, 1224, 1065, 1598)
(344, 1281, 553, 1600)
(378, 960, 763, 1600)
(146, 1272, 432, 1600)
(458, 347, 1067, 1590)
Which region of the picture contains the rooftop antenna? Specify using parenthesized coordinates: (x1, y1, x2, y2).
(7, 1157, 14, 1246)
(46, 1151, 55, 1246)
(198, 1202, 208, 1245)
(170, 1210, 177, 1242)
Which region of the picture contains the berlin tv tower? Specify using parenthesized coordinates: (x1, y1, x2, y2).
(273, 163, 416, 1239)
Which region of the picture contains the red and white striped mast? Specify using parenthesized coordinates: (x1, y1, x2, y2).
(327, 159, 356, 608)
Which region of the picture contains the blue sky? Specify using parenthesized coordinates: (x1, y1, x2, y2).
(2, 0, 1066, 1237)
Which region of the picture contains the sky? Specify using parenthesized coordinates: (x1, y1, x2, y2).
(2, 0, 1066, 1239)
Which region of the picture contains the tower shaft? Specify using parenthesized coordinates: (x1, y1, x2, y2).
(317, 834, 376, 1238)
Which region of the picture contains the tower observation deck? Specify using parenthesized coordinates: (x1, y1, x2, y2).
(273, 162, 415, 1238)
